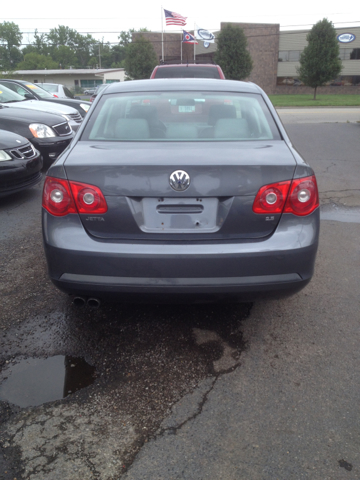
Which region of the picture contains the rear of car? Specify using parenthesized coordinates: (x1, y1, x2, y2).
(37, 83, 79, 100)
(151, 64, 225, 79)
(42, 79, 319, 302)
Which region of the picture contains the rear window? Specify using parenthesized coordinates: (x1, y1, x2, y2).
(24, 83, 54, 98)
(39, 84, 58, 93)
(154, 66, 221, 79)
(82, 91, 281, 142)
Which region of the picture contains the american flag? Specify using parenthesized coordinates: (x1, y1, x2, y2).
(164, 9, 187, 26)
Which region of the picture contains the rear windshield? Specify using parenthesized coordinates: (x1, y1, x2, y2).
(25, 83, 55, 98)
(154, 66, 221, 79)
(82, 91, 281, 142)
(39, 84, 58, 93)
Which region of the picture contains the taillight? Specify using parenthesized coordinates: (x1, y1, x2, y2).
(42, 177, 107, 216)
(69, 182, 108, 214)
(283, 175, 319, 216)
(253, 175, 319, 216)
(253, 180, 291, 214)
(42, 177, 77, 216)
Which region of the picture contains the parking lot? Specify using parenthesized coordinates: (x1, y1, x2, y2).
(0, 109, 360, 480)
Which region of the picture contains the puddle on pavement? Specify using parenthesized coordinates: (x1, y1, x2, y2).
(320, 204, 360, 223)
(0, 356, 96, 408)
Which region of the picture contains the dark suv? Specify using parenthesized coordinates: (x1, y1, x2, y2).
(150, 64, 225, 79)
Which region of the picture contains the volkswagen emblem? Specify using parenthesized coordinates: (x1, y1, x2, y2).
(169, 170, 190, 191)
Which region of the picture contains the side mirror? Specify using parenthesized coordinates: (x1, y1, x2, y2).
(24, 93, 35, 100)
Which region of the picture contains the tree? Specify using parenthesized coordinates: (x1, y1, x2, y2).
(46, 26, 98, 68)
(17, 52, 58, 70)
(51, 45, 78, 69)
(0, 21, 23, 70)
(214, 24, 253, 80)
(124, 35, 157, 80)
(118, 29, 135, 48)
(297, 18, 342, 99)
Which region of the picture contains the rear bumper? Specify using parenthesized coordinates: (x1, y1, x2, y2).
(42, 209, 319, 301)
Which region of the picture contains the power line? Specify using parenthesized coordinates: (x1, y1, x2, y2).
(11, 26, 360, 47)
(18, 21, 360, 33)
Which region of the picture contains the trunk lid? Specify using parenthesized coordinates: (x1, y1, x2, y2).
(63, 140, 296, 240)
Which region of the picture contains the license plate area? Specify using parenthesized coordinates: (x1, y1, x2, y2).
(128, 197, 221, 233)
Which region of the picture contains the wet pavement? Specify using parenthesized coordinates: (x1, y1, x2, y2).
(0, 356, 96, 408)
(0, 118, 360, 479)
(320, 204, 360, 223)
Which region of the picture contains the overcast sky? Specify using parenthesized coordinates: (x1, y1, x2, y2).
(2, 0, 359, 46)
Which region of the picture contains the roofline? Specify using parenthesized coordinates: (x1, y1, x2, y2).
(2, 68, 125, 75)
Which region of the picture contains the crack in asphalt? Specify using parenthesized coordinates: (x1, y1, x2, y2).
(320, 189, 360, 194)
(158, 375, 218, 438)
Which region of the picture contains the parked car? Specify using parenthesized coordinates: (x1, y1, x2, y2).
(36, 83, 81, 100)
(0, 80, 90, 118)
(90, 83, 111, 102)
(150, 64, 225, 79)
(0, 129, 43, 197)
(0, 84, 82, 132)
(42, 79, 319, 304)
(0, 105, 74, 163)
(84, 88, 96, 95)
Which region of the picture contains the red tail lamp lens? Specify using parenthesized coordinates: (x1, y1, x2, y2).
(253, 175, 319, 216)
(43, 177, 108, 216)
(284, 175, 319, 216)
(253, 181, 291, 214)
(69, 181, 108, 214)
(42, 177, 77, 216)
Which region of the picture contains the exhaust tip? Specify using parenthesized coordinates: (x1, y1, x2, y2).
(87, 298, 101, 309)
(73, 296, 86, 307)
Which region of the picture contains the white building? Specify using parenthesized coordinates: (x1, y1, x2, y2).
(8, 68, 125, 91)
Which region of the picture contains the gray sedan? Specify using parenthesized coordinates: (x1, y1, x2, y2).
(42, 79, 319, 303)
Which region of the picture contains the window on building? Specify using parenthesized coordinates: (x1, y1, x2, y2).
(289, 51, 301, 62)
(278, 51, 301, 62)
(80, 79, 103, 88)
(278, 51, 288, 62)
(339, 49, 352, 60)
(350, 48, 360, 60)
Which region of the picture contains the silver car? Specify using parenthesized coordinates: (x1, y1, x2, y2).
(36, 83, 80, 100)
(0, 84, 83, 132)
(42, 79, 319, 303)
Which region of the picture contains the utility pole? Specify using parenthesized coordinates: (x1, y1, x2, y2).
(98, 44, 102, 68)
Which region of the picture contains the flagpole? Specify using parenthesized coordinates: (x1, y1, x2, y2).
(181, 32, 183, 63)
(194, 22, 196, 63)
(161, 6, 164, 62)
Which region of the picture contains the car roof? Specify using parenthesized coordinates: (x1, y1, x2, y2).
(154, 63, 220, 68)
(102, 78, 262, 95)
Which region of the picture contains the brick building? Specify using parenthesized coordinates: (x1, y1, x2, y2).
(135, 23, 360, 95)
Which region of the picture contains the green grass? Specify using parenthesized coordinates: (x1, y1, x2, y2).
(268, 94, 360, 107)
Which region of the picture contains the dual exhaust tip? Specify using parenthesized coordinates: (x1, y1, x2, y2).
(73, 297, 101, 308)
